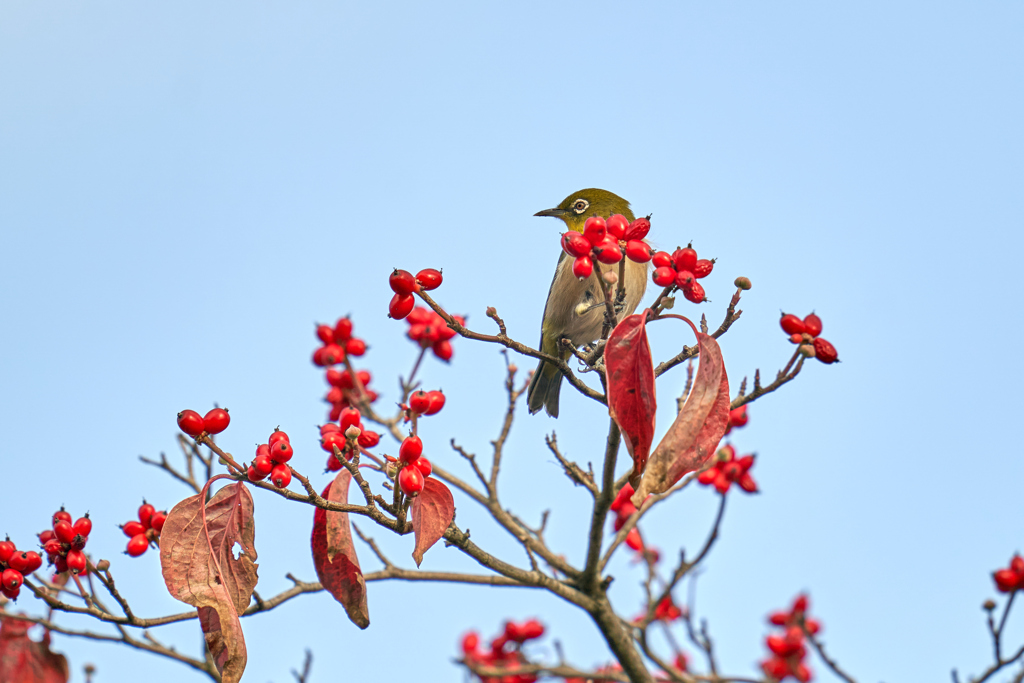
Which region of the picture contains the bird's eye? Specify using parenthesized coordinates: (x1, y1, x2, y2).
(572, 199, 590, 214)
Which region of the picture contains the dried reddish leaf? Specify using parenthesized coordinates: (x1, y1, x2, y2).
(311, 471, 369, 629)
(410, 478, 455, 566)
(633, 329, 730, 504)
(160, 479, 258, 683)
(606, 311, 657, 477)
(0, 616, 68, 683)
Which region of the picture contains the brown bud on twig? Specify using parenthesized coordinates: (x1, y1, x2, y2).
(799, 344, 816, 358)
(734, 276, 752, 290)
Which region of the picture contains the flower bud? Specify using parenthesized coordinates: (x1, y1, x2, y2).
(798, 344, 816, 358)
(734, 276, 752, 290)
(603, 271, 618, 285)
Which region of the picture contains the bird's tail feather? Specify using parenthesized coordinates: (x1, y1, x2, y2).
(527, 359, 563, 418)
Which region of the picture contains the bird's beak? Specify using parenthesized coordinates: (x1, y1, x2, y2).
(534, 207, 567, 218)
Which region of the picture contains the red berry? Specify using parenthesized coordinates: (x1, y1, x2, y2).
(126, 535, 149, 557)
(389, 293, 415, 320)
(780, 313, 806, 335)
(53, 509, 72, 525)
(416, 268, 443, 291)
(177, 409, 205, 438)
(357, 430, 380, 449)
(339, 407, 362, 432)
(409, 390, 430, 414)
(673, 247, 698, 272)
(316, 324, 334, 344)
(561, 231, 591, 258)
(122, 521, 146, 538)
(424, 390, 446, 416)
(398, 465, 425, 496)
(203, 408, 230, 435)
(1012, 555, 1024, 575)
(357, 370, 371, 386)
(138, 503, 155, 528)
(252, 453, 275, 477)
(803, 313, 823, 337)
(583, 216, 606, 245)
(651, 251, 673, 269)
(389, 269, 418, 295)
(572, 255, 594, 279)
(625, 240, 652, 263)
(66, 549, 87, 575)
(2, 569, 23, 592)
(271, 440, 294, 463)
(269, 429, 290, 449)
(247, 465, 264, 481)
(432, 339, 453, 362)
(326, 386, 344, 404)
(683, 281, 706, 303)
(812, 337, 839, 364)
(0, 540, 15, 563)
(53, 554, 68, 574)
(54, 520, 77, 545)
(320, 423, 341, 436)
(693, 259, 714, 278)
(413, 456, 432, 478)
(461, 632, 480, 654)
(333, 318, 353, 342)
(346, 338, 367, 356)
(150, 511, 167, 533)
(625, 528, 643, 551)
(789, 333, 803, 344)
(593, 239, 623, 264)
(38, 530, 54, 544)
(729, 405, 749, 428)
(73, 516, 92, 538)
(325, 453, 344, 471)
(21, 551, 41, 574)
(606, 214, 630, 239)
(320, 432, 346, 454)
(43, 539, 62, 557)
(271, 463, 292, 488)
(625, 216, 651, 241)
(675, 270, 695, 290)
(325, 368, 344, 387)
(652, 266, 676, 287)
(399, 435, 423, 463)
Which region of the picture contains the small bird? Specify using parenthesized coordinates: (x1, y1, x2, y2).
(527, 189, 649, 417)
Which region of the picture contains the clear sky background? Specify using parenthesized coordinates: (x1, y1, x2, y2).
(2, 3, 1023, 682)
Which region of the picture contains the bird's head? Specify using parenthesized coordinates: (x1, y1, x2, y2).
(534, 188, 635, 233)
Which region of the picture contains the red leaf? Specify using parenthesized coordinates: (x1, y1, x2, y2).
(0, 616, 69, 683)
(311, 470, 369, 629)
(605, 311, 657, 478)
(410, 478, 454, 567)
(160, 479, 258, 683)
(633, 328, 730, 503)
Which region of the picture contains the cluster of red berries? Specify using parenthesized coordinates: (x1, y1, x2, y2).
(697, 445, 758, 494)
(401, 388, 446, 422)
(653, 596, 683, 622)
(320, 407, 380, 472)
(312, 317, 368, 367)
(246, 429, 297, 488)
(393, 435, 434, 497)
(560, 214, 653, 280)
(121, 502, 167, 558)
(324, 367, 378, 421)
(724, 405, 749, 436)
(761, 594, 821, 682)
(461, 619, 546, 683)
(403, 306, 462, 362)
(609, 483, 645, 553)
(993, 555, 1024, 593)
(176, 407, 231, 439)
(37, 508, 92, 576)
(780, 313, 839, 365)
(388, 268, 443, 320)
(650, 243, 715, 304)
(0, 538, 43, 600)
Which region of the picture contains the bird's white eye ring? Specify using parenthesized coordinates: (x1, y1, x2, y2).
(572, 199, 590, 214)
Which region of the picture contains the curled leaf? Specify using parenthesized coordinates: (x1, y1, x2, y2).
(160, 480, 258, 683)
(0, 616, 69, 683)
(633, 328, 730, 504)
(312, 471, 369, 629)
(410, 478, 455, 567)
(605, 311, 657, 479)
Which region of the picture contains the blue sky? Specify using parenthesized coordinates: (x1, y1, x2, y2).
(2, 2, 1022, 682)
